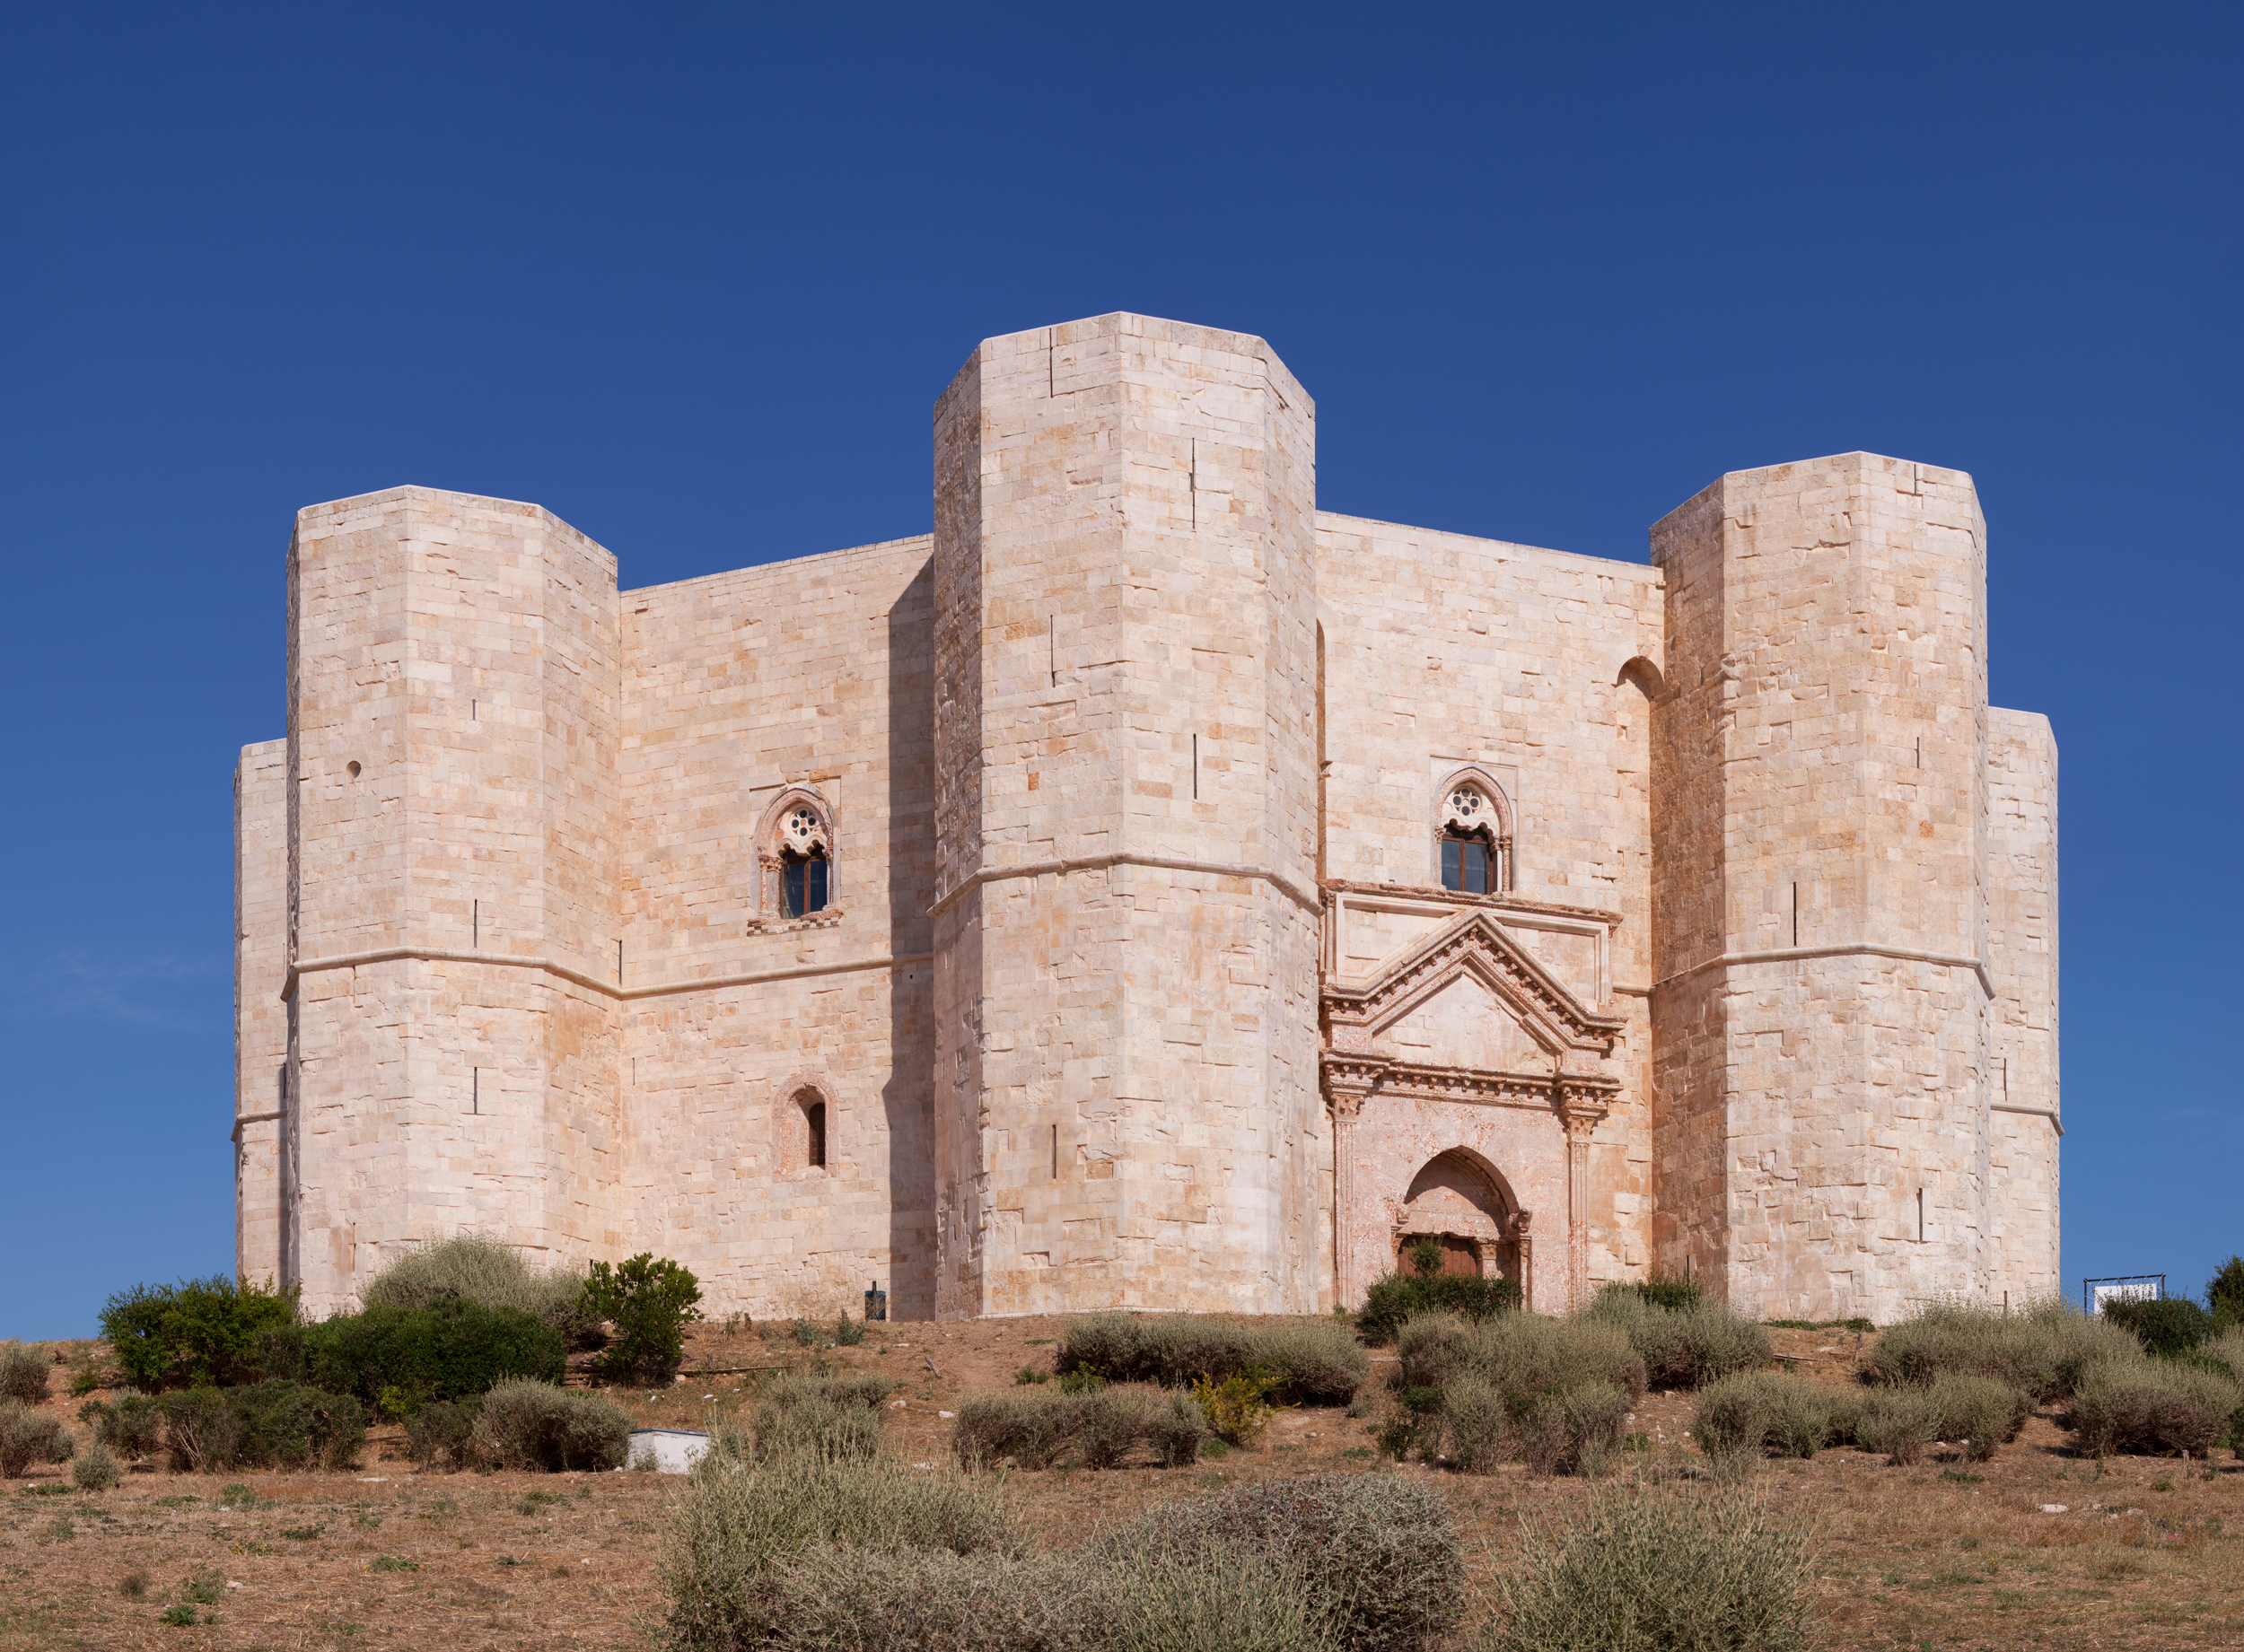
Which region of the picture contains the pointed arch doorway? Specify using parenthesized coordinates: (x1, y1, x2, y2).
(1392, 1148, 1530, 1302)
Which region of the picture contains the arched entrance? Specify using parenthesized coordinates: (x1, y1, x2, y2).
(1394, 1149, 1521, 1284)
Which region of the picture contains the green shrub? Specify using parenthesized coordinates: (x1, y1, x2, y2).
(1626, 1272, 1704, 1312)
(1863, 1297, 2134, 1401)
(1926, 1372, 2033, 1461)
(2102, 1296, 2214, 1357)
(1356, 1272, 1521, 1345)
(660, 1453, 1022, 1651)
(0, 1342, 51, 1406)
(98, 1275, 299, 1391)
(728, 1370, 896, 1465)
(583, 1254, 704, 1383)
(72, 1440, 120, 1490)
(1584, 1287, 1771, 1390)
(1054, 1313, 1366, 1404)
(1190, 1368, 1279, 1447)
(2073, 1358, 2241, 1458)
(0, 1402, 73, 1477)
(1854, 1386, 1939, 1465)
(471, 1379, 631, 1472)
(153, 1383, 364, 1473)
(403, 1400, 477, 1470)
(1442, 1376, 1510, 1473)
(1490, 1483, 1814, 1652)
(1118, 1472, 1462, 1652)
(749, 1545, 1103, 1652)
(1398, 1312, 1646, 1401)
(81, 1392, 163, 1459)
(951, 1382, 1203, 1469)
(1516, 1383, 1633, 1476)
(269, 1297, 565, 1406)
(2207, 1257, 2244, 1329)
(1692, 1371, 1861, 1464)
(362, 1232, 603, 1350)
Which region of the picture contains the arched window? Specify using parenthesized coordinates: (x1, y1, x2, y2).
(1440, 783, 1500, 895)
(800, 1091, 827, 1170)
(779, 805, 829, 917)
(758, 789, 837, 921)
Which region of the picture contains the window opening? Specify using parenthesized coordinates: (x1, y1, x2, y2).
(777, 802, 831, 917)
(804, 1098, 827, 1169)
(1439, 783, 1500, 896)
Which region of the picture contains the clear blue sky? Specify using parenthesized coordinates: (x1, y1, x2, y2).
(2, 4, 2236, 1337)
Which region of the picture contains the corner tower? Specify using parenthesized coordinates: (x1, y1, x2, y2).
(1649, 454, 2000, 1323)
(280, 487, 623, 1314)
(931, 314, 1324, 1317)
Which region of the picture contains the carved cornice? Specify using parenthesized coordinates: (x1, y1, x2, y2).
(1320, 878, 1623, 928)
(1319, 1049, 1608, 1119)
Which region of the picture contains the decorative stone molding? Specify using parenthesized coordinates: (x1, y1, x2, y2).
(1323, 907, 1626, 1060)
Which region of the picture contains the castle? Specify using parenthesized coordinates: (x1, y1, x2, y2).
(233, 312, 2060, 1325)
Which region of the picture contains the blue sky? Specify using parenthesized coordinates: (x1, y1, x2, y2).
(2, 4, 2236, 1336)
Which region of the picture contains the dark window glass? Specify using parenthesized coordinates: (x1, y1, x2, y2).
(1441, 833, 1491, 895)
(783, 852, 830, 918)
(805, 1100, 827, 1168)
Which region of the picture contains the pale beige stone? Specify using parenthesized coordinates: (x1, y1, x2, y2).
(236, 316, 2057, 1324)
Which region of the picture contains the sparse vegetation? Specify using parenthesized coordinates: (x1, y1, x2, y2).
(1583, 1285, 1772, 1389)
(1861, 1296, 2134, 1400)
(360, 1231, 603, 1349)
(2072, 1356, 2241, 1458)
(0, 1340, 52, 1405)
(72, 1439, 121, 1490)
(152, 1382, 366, 1473)
(951, 1381, 1204, 1468)
(1397, 1310, 1646, 1400)
(1488, 1482, 1814, 1652)
(733, 1370, 894, 1464)
(1054, 1313, 1367, 1404)
(1693, 1370, 1861, 1464)
(583, 1254, 705, 1383)
(403, 1399, 478, 1469)
(99, 1274, 300, 1391)
(0, 1401, 74, 1477)
(471, 1378, 632, 1472)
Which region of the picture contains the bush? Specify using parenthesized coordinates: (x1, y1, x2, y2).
(404, 1400, 477, 1470)
(733, 1374, 894, 1467)
(583, 1254, 705, 1383)
(0, 1401, 73, 1478)
(98, 1275, 299, 1391)
(1854, 1386, 1939, 1465)
(0, 1342, 51, 1406)
(1398, 1312, 1646, 1401)
(2208, 1256, 2244, 1328)
(1357, 1272, 1521, 1346)
(1118, 1472, 1462, 1652)
(951, 1382, 1203, 1469)
(1693, 1371, 1861, 1464)
(1863, 1297, 2135, 1401)
(1191, 1369, 1277, 1447)
(362, 1232, 603, 1350)
(269, 1297, 565, 1407)
(1584, 1287, 1772, 1390)
(2073, 1358, 2241, 1458)
(153, 1382, 364, 1473)
(472, 1379, 632, 1472)
(660, 1453, 1022, 1651)
(80, 1391, 163, 1459)
(1054, 1313, 1366, 1404)
(1516, 1383, 1633, 1476)
(1490, 1483, 1814, 1652)
(1926, 1372, 2034, 1461)
(1626, 1272, 1703, 1312)
(2102, 1296, 2214, 1357)
(72, 1439, 119, 1490)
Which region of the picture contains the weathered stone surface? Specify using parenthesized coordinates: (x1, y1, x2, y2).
(236, 315, 2057, 1324)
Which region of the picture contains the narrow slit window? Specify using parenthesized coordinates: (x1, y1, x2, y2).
(805, 1099, 827, 1169)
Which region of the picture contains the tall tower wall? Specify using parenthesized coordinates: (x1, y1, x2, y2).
(283, 487, 622, 1313)
(931, 314, 1323, 1316)
(1650, 453, 1993, 1323)
(1987, 707, 2060, 1300)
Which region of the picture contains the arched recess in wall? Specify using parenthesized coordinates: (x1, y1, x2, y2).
(1432, 765, 1515, 895)
(1615, 656, 1664, 699)
(772, 1073, 835, 1178)
(756, 786, 837, 920)
(1395, 1147, 1524, 1281)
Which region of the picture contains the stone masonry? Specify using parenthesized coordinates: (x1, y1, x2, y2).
(235, 312, 2058, 1324)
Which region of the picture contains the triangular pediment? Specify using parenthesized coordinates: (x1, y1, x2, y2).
(1323, 909, 1624, 1054)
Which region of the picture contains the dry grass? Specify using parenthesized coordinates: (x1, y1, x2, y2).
(0, 1318, 2240, 1651)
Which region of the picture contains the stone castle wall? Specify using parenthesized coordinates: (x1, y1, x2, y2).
(235, 313, 2059, 1323)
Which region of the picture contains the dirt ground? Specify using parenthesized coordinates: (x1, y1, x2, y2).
(3, 1317, 2239, 1651)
